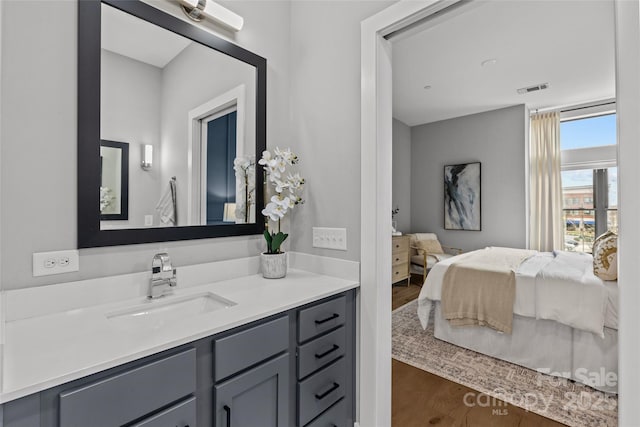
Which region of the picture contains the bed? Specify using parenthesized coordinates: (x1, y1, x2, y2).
(417, 247, 618, 394)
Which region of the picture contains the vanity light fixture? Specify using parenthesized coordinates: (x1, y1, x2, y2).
(141, 144, 153, 171)
(179, 0, 244, 32)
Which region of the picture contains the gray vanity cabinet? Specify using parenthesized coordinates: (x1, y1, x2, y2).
(58, 348, 196, 427)
(129, 396, 196, 427)
(0, 289, 356, 427)
(213, 315, 290, 427)
(214, 354, 289, 427)
(296, 294, 353, 427)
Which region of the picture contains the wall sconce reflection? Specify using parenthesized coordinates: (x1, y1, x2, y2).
(141, 144, 153, 171)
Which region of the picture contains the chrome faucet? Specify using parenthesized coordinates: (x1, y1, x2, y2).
(149, 253, 177, 299)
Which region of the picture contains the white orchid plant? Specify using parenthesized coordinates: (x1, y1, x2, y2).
(100, 186, 114, 212)
(233, 156, 256, 223)
(259, 147, 305, 254)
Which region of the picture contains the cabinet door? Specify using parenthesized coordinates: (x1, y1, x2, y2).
(130, 396, 195, 427)
(214, 353, 289, 427)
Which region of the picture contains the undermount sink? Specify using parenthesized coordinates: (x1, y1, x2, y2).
(106, 292, 236, 328)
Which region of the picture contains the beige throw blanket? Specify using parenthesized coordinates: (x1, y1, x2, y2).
(441, 247, 536, 334)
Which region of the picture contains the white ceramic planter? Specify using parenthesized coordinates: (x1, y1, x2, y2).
(261, 252, 287, 279)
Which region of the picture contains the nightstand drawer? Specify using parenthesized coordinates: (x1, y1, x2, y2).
(298, 358, 346, 426)
(392, 236, 409, 253)
(298, 296, 346, 343)
(298, 326, 346, 379)
(392, 252, 408, 266)
(392, 263, 409, 280)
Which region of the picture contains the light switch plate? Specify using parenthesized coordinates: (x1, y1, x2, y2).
(33, 250, 80, 277)
(312, 227, 347, 251)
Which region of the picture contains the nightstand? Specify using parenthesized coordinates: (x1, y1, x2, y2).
(392, 235, 410, 286)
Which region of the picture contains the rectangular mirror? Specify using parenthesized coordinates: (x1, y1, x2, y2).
(78, 0, 266, 247)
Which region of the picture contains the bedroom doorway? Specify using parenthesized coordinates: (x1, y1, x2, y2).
(360, 1, 640, 426)
(391, 1, 618, 425)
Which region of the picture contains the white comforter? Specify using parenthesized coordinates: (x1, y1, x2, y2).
(417, 248, 617, 338)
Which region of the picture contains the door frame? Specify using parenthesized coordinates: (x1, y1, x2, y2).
(359, 1, 640, 425)
(187, 84, 246, 225)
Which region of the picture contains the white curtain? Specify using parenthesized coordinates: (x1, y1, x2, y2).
(529, 112, 563, 251)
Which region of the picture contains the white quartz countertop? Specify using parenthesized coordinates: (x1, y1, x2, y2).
(1, 268, 358, 403)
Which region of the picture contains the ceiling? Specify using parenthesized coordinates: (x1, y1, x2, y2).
(101, 3, 191, 69)
(392, 0, 616, 127)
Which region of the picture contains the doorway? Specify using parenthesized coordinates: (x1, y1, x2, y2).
(201, 108, 238, 225)
(359, 1, 640, 426)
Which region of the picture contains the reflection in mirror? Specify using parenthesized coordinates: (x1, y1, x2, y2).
(100, 140, 129, 221)
(99, 3, 257, 230)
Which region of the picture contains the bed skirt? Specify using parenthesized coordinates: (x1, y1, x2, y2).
(433, 302, 618, 394)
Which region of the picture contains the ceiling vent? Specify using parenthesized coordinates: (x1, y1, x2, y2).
(517, 83, 550, 95)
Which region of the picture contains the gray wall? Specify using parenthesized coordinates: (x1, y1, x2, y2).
(392, 119, 411, 233)
(0, 0, 395, 290)
(287, 1, 394, 260)
(159, 42, 256, 226)
(410, 105, 527, 251)
(0, 0, 291, 290)
(101, 50, 163, 229)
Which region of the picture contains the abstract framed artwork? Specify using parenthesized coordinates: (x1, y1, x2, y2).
(444, 162, 481, 231)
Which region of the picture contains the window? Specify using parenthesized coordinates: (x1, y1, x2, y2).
(560, 112, 617, 253)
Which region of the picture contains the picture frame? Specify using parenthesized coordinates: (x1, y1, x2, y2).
(444, 162, 481, 231)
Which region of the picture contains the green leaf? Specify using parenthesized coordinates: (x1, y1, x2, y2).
(271, 232, 289, 253)
(264, 230, 273, 253)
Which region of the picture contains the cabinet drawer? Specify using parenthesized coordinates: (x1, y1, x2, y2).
(298, 326, 346, 379)
(392, 237, 409, 253)
(392, 263, 409, 280)
(392, 252, 408, 266)
(130, 396, 196, 427)
(214, 316, 289, 381)
(59, 348, 196, 427)
(306, 398, 347, 427)
(298, 358, 346, 426)
(298, 296, 346, 343)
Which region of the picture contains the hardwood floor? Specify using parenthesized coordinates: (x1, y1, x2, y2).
(392, 360, 565, 426)
(392, 281, 422, 310)
(391, 281, 566, 427)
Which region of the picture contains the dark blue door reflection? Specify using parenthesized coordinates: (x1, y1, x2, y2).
(206, 111, 236, 224)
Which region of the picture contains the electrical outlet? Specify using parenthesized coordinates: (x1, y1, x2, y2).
(312, 227, 347, 251)
(33, 250, 79, 277)
(145, 215, 154, 226)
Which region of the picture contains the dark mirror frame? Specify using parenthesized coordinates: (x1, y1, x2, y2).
(100, 139, 129, 221)
(78, 0, 266, 248)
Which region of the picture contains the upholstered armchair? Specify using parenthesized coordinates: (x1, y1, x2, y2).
(406, 233, 462, 284)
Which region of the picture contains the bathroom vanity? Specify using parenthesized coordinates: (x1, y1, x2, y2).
(0, 0, 361, 424)
(0, 265, 358, 427)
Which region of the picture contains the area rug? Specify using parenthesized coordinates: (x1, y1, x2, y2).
(392, 300, 618, 427)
